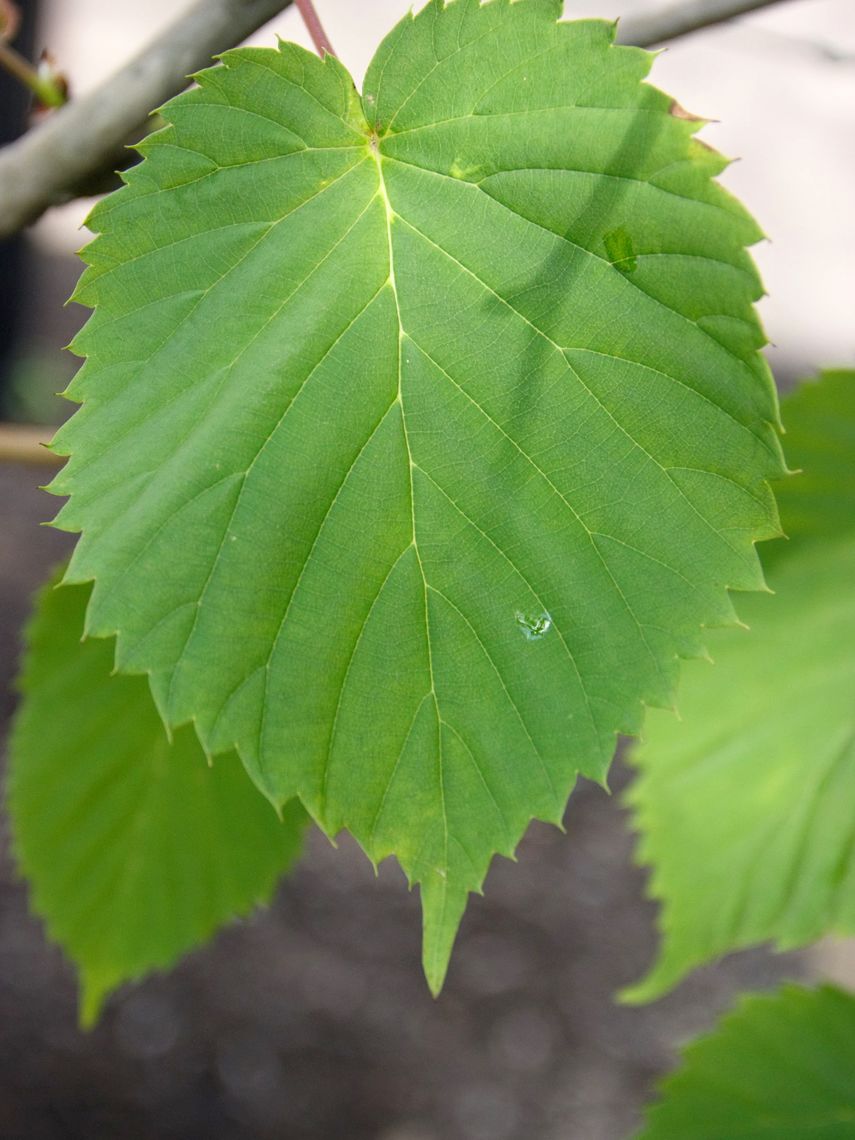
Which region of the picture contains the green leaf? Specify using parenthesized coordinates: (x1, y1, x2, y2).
(625, 370, 855, 1003)
(7, 579, 306, 1027)
(638, 985, 855, 1139)
(771, 369, 855, 547)
(48, 0, 783, 991)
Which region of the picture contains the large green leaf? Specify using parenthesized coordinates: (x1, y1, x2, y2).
(48, 0, 783, 990)
(8, 580, 306, 1026)
(638, 985, 855, 1139)
(625, 370, 855, 1002)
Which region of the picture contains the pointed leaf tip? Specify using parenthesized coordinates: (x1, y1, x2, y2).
(421, 874, 469, 996)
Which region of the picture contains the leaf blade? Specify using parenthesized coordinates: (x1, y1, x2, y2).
(49, 1, 783, 988)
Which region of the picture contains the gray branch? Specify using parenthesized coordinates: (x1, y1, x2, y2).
(618, 0, 795, 48)
(0, 0, 795, 239)
(0, 0, 295, 238)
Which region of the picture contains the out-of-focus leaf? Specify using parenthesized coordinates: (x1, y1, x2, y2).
(638, 985, 855, 1139)
(626, 370, 855, 1001)
(8, 580, 306, 1026)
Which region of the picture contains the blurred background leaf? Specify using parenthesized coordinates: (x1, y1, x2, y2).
(8, 576, 307, 1026)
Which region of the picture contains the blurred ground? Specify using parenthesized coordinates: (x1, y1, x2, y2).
(2, 1, 851, 1137)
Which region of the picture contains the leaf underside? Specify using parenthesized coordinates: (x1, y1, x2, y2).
(626, 370, 855, 1002)
(49, 0, 782, 989)
(8, 579, 306, 1026)
(638, 984, 855, 1140)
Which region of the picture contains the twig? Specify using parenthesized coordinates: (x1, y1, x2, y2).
(0, 423, 61, 466)
(0, 0, 295, 238)
(0, 0, 64, 106)
(0, 37, 37, 88)
(0, 40, 66, 106)
(295, 0, 335, 58)
(618, 0, 796, 48)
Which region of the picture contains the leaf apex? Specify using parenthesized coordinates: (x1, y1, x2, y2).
(78, 974, 110, 1031)
(420, 873, 468, 997)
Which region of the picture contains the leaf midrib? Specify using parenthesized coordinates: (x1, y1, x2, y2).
(365, 142, 450, 878)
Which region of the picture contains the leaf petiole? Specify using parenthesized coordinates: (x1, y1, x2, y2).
(295, 0, 335, 58)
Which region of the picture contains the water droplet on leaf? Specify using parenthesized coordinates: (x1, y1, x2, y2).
(515, 610, 552, 641)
